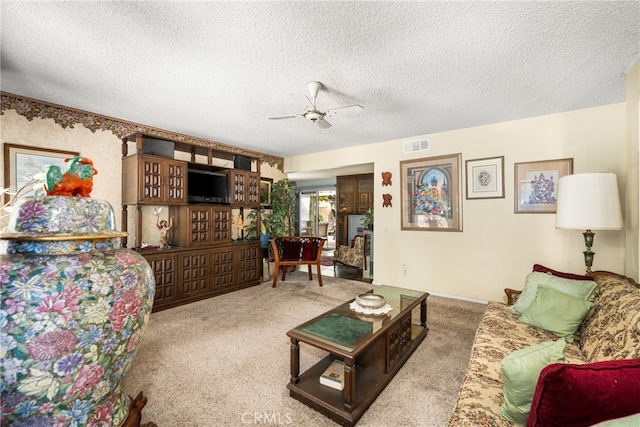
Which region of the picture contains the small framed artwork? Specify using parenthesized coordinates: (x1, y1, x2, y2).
(514, 158, 573, 213)
(465, 156, 505, 199)
(259, 178, 272, 207)
(359, 193, 369, 207)
(3, 143, 78, 203)
(400, 153, 462, 231)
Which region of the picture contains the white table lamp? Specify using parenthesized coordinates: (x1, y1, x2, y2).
(556, 172, 623, 273)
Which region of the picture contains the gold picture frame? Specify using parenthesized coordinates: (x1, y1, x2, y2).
(514, 158, 573, 213)
(260, 178, 272, 207)
(465, 156, 505, 199)
(3, 143, 78, 203)
(400, 153, 462, 231)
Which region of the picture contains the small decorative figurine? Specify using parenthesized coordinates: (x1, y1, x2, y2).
(156, 215, 175, 249)
(383, 193, 393, 207)
(45, 156, 98, 196)
(382, 171, 392, 186)
(237, 215, 244, 239)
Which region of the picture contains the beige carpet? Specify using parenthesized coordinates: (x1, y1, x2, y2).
(123, 272, 486, 426)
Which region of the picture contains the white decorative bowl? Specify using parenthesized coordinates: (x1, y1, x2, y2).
(355, 293, 386, 309)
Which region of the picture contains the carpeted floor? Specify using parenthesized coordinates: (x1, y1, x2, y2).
(123, 272, 486, 426)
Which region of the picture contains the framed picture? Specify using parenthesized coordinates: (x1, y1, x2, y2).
(359, 193, 369, 207)
(400, 153, 462, 231)
(514, 158, 573, 213)
(260, 178, 272, 207)
(3, 144, 78, 203)
(465, 156, 505, 199)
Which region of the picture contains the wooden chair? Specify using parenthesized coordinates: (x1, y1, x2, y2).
(333, 234, 365, 275)
(270, 236, 326, 288)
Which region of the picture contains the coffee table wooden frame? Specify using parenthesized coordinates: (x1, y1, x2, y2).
(286, 287, 429, 426)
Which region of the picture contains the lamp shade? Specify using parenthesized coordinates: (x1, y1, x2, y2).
(556, 172, 623, 230)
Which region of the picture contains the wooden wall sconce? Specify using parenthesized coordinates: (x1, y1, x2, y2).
(382, 171, 392, 186)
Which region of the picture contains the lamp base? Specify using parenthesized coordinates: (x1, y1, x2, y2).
(582, 229, 595, 274)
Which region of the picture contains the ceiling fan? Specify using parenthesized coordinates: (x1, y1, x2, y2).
(269, 81, 364, 129)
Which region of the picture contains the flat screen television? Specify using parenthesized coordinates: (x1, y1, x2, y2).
(187, 164, 230, 204)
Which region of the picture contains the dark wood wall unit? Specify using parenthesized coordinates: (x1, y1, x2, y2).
(336, 173, 374, 247)
(121, 132, 264, 312)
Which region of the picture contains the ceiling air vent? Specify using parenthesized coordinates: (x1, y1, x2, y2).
(404, 139, 430, 153)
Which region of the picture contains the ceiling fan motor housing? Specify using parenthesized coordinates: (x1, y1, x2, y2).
(304, 111, 324, 121)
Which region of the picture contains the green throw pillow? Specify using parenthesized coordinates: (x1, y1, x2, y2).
(512, 272, 598, 314)
(593, 413, 640, 427)
(500, 339, 567, 425)
(519, 285, 594, 342)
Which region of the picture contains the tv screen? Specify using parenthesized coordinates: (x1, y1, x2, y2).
(187, 167, 230, 204)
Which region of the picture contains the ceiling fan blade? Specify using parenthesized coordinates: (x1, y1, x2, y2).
(316, 118, 332, 129)
(269, 114, 299, 120)
(325, 104, 364, 117)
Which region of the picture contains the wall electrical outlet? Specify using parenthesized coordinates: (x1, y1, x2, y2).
(402, 264, 408, 276)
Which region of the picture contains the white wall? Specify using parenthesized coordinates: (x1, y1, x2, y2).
(625, 58, 640, 282)
(286, 104, 627, 302)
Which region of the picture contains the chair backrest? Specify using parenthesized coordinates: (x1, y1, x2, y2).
(352, 234, 364, 250)
(270, 236, 326, 262)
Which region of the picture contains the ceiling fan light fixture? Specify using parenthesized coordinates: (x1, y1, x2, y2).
(304, 111, 323, 121)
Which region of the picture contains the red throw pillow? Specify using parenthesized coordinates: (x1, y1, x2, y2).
(532, 264, 594, 281)
(528, 359, 640, 427)
(302, 241, 318, 261)
(282, 240, 302, 260)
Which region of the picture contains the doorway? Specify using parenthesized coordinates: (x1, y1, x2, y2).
(298, 190, 336, 251)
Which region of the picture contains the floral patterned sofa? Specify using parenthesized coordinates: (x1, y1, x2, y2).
(449, 271, 640, 427)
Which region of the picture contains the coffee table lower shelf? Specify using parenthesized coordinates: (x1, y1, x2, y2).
(288, 355, 383, 426)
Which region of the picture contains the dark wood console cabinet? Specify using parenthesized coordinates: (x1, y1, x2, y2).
(137, 242, 260, 312)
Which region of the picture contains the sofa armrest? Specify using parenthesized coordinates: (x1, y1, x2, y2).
(504, 288, 522, 306)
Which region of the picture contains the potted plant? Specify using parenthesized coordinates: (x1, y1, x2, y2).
(269, 178, 297, 237)
(362, 208, 374, 231)
(245, 208, 272, 246)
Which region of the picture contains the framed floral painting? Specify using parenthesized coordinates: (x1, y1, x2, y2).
(400, 153, 462, 231)
(465, 156, 505, 199)
(514, 158, 573, 213)
(3, 143, 78, 204)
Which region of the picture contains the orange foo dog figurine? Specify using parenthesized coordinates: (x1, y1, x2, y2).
(45, 156, 98, 197)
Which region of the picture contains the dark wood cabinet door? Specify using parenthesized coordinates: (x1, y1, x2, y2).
(231, 171, 247, 205)
(246, 173, 260, 206)
(143, 252, 178, 307)
(231, 171, 260, 207)
(236, 244, 260, 284)
(165, 159, 186, 203)
(387, 314, 412, 371)
(212, 207, 231, 242)
(211, 247, 235, 288)
(188, 207, 212, 245)
(179, 250, 210, 298)
(140, 157, 164, 202)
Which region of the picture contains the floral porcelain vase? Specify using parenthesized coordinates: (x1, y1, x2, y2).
(0, 195, 155, 426)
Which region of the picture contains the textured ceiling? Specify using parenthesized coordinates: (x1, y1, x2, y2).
(1, 1, 639, 159)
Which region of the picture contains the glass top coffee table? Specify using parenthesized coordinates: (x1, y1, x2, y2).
(287, 285, 429, 426)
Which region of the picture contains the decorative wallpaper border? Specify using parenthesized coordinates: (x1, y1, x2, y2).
(0, 92, 284, 170)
